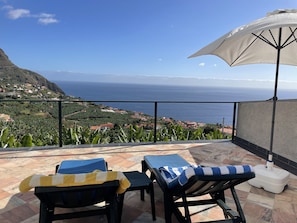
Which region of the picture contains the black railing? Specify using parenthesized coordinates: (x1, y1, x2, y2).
(0, 99, 238, 147)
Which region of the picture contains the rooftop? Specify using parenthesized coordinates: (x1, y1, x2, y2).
(1, 141, 297, 223)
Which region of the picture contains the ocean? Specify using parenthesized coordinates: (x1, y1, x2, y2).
(55, 81, 297, 125)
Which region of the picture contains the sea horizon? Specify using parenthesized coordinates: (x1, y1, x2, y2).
(54, 81, 297, 125)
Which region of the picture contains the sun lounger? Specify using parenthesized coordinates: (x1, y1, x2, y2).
(19, 158, 130, 223)
(35, 181, 120, 222)
(142, 154, 255, 223)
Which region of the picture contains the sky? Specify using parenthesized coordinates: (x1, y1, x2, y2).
(1, 0, 297, 88)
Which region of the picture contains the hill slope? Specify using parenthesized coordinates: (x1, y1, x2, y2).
(0, 48, 65, 96)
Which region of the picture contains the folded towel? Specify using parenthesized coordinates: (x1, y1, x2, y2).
(19, 170, 130, 194)
(178, 165, 254, 186)
(159, 165, 190, 181)
(159, 165, 198, 187)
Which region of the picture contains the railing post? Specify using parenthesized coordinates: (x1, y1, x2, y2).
(154, 102, 157, 143)
(232, 102, 237, 142)
(58, 100, 63, 147)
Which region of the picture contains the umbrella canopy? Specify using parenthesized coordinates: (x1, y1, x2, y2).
(189, 9, 297, 163)
(189, 9, 297, 66)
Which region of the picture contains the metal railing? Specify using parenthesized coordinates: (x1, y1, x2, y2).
(0, 99, 238, 147)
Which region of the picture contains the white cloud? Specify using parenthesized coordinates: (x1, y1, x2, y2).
(37, 13, 58, 25)
(7, 8, 30, 19)
(2, 5, 59, 25)
(38, 17, 58, 25)
(199, 62, 205, 67)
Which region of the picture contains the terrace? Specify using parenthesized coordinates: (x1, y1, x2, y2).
(1, 141, 297, 223)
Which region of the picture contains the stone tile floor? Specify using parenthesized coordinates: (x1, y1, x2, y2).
(0, 141, 297, 222)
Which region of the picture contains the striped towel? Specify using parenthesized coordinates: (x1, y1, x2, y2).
(159, 165, 196, 186)
(19, 170, 131, 194)
(178, 165, 254, 186)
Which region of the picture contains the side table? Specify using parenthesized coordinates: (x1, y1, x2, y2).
(122, 171, 156, 221)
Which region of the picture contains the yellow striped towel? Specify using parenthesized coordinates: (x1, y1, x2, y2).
(19, 171, 130, 194)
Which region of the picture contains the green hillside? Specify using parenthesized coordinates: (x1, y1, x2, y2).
(0, 48, 229, 148)
(0, 48, 64, 98)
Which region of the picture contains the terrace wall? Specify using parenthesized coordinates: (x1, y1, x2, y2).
(235, 99, 297, 174)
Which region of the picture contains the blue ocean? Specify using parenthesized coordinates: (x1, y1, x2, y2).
(55, 81, 297, 125)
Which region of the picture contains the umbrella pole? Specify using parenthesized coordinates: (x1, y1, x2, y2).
(268, 28, 282, 168)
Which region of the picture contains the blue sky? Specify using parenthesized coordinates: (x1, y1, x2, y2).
(1, 0, 297, 88)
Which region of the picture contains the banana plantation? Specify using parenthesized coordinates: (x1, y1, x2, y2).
(0, 122, 229, 148)
(0, 99, 231, 148)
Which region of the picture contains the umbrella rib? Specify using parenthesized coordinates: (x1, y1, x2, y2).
(252, 27, 297, 50)
(252, 31, 277, 49)
(281, 27, 297, 48)
(268, 29, 278, 46)
(231, 30, 278, 66)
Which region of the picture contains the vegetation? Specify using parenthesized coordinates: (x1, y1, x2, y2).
(0, 48, 64, 95)
(0, 120, 229, 148)
(0, 48, 231, 148)
(0, 92, 231, 148)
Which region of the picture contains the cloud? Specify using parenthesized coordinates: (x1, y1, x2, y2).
(37, 13, 58, 25)
(199, 62, 205, 67)
(6, 7, 30, 19)
(2, 5, 59, 25)
(38, 17, 58, 25)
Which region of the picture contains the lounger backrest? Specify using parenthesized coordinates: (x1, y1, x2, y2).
(184, 174, 253, 196)
(178, 165, 254, 185)
(174, 165, 255, 196)
(159, 164, 255, 195)
(35, 180, 120, 208)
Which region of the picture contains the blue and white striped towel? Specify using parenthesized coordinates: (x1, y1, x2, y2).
(159, 165, 198, 187)
(178, 165, 254, 186)
(159, 165, 190, 180)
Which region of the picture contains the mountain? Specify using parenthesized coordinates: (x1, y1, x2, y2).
(0, 48, 65, 96)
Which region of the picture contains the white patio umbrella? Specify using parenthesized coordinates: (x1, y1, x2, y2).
(189, 9, 297, 166)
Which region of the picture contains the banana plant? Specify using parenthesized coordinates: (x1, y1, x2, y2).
(21, 134, 33, 147)
(0, 127, 16, 148)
